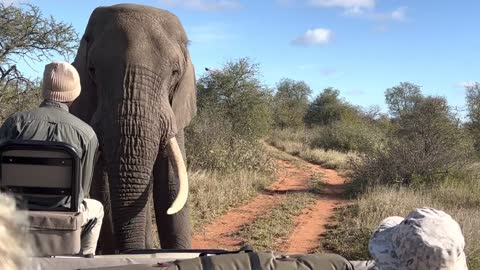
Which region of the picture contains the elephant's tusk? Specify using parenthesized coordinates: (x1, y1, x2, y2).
(166, 137, 189, 215)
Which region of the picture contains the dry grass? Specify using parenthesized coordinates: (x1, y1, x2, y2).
(268, 138, 352, 170)
(235, 175, 323, 250)
(235, 191, 315, 250)
(189, 168, 274, 232)
(323, 181, 480, 269)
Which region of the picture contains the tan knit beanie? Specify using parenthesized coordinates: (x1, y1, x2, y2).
(42, 62, 81, 102)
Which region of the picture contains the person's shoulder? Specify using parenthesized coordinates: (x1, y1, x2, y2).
(2, 108, 38, 124)
(65, 114, 97, 140)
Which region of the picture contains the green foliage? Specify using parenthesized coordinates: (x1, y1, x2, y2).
(300, 87, 388, 154)
(0, 3, 78, 86)
(304, 87, 358, 126)
(465, 82, 480, 153)
(309, 118, 387, 153)
(272, 78, 311, 129)
(196, 58, 273, 140)
(186, 58, 274, 173)
(350, 91, 474, 188)
(385, 82, 423, 119)
(0, 3, 78, 122)
(267, 128, 355, 170)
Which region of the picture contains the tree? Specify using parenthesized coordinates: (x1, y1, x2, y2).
(273, 78, 311, 129)
(196, 58, 273, 140)
(385, 82, 423, 119)
(0, 3, 78, 93)
(352, 94, 473, 187)
(304, 87, 357, 126)
(186, 58, 273, 171)
(465, 82, 480, 152)
(0, 80, 41, 123)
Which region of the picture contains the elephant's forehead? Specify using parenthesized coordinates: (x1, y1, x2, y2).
(90, 5, 187, 44)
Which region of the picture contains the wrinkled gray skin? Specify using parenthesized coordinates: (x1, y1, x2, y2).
(71, 4, 196, 253)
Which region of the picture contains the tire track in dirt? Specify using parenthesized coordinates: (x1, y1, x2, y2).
(192, 159, 315, 249)
(280, 165, 347, 253)
(192, 146, 348, 252)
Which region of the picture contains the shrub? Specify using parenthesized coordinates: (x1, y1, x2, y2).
(349, 96, 474, 188)
(272, 78, 311, 129)
(267, 128, 354, 170)
(186, 108, 274, 173)
(304, 87, 359, 127)
(187, 58, 276, 174)
(309, 119, 387, 154)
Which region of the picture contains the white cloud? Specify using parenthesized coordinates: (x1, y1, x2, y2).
(309, 0, 375, 14)
(292, 28, 332, 46)
(159, 0, 241, 12)
(458, 81, 479, 89)
(390, 6, 407, 21)
(369, 6, 407, 21)
(307, 0, 407, 23)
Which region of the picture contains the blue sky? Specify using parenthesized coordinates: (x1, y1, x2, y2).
(4, 0, 479, 115)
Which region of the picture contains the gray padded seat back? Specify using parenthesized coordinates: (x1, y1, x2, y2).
(0, 140, 81, 212)
(0, 140, 83, 256)
(2, 149, 72, 188)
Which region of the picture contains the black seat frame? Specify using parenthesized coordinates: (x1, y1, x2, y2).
(0, 140, 81, 212)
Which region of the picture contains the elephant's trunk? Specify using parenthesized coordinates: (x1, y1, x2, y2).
(100, 64, 190, 251)
(105, 107, 160, 251)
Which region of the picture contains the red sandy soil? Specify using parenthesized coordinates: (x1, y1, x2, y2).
(192, 149, 348, 253)
(280, 164, 347, 253)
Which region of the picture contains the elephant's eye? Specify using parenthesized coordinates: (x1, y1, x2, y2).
(88, 66, 96, 78)
(172, 63, 180, 76)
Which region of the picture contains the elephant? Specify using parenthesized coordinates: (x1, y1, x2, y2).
(70, 4, 196, 252)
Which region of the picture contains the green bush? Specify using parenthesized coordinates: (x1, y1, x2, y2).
(349, 96, 474, 189)
(186, 58, 276, 174)
(309, 119, 387, 153)
(272, 78, 311, 129)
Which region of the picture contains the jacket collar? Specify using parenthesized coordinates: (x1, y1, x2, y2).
(40, 100, 69, 112)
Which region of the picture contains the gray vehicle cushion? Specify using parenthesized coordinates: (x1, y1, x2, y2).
(29, 211, 83, 256)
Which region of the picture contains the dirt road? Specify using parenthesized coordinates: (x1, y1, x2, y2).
(192, 146, 348, 253)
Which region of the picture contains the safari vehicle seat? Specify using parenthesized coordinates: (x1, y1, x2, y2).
(0, 140, 91, 257)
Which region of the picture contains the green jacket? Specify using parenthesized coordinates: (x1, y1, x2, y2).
(0, 100, 98, 209)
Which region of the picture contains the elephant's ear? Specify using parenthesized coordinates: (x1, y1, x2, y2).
(172, 56, 197, 130)
(71, 36, 97, 123)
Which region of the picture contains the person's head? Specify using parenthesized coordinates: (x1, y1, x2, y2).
(0, 193, 31, 270)
(42, 62, 81, 106)
(369, 208, 467, 270)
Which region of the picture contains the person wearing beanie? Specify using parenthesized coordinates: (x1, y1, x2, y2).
(0, 61, 104, 256)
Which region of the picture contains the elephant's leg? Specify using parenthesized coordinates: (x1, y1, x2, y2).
(153, 129, 192, 249)
(89, 154, 116, 254)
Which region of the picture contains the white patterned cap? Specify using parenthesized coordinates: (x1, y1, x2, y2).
(368, 208, 468, 270)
